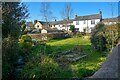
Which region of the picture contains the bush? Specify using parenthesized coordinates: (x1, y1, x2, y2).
(91, 23, 107, 52)
(104, 24, 119, 50)
(77, 68, 95, 78)
(18, 35, 32, 58)
(2, 37, 18, 79)
(73, 32, 85, 37)
(91, 23, 119, 52)
(70, 25, 75, 32)
(19, 55, 60, 79)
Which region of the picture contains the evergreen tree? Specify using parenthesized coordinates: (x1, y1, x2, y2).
(2, 2, 29, 79)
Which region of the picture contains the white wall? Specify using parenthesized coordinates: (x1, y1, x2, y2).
(103, 22, 117, 25)
(53, 23, 72, 31)
(54, 24, 63, 30)
(34, 22, 42, 29)
(73, 19, 100, 32)
(41, 29, 47, 33)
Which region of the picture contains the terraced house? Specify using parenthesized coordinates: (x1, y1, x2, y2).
(32, 11, 119, 33)
(73, 11, 102, 33)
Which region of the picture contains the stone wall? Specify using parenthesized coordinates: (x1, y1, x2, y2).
(28, 33, 67, 41)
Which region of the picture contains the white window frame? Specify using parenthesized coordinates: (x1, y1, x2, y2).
(76, 21, 79, 25)
(83, 20, 86, 24)
(91, 20, 95, 24)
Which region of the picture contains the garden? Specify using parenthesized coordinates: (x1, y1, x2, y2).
(16, 23, 119, 79)
(2, 2, 120, 79)
(17, 35, 107, 79)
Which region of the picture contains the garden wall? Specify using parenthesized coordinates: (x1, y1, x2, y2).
(28, 32, 67, 41)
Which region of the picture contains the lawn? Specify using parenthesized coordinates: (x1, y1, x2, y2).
(22, 36, 107, 79)
(46, 36, 107, 78)
(46, 37, 90, 51)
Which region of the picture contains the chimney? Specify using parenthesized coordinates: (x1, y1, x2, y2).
(75, 15, 77, 18)
(34, 20, 37, 24)
(99, 11, 102, 15)
(67, 17, 69, 20)
(99, 11, 102, 21)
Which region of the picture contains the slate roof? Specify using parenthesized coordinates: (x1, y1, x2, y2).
(50, 20, 64, 25)
(118, 16, 120, 22)
(50, 19, 74, 25)
(102, 17, 118, 22)
(75, 14, 101, 20)
(38, 21, 47, 25)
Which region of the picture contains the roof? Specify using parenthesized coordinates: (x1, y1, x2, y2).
(50, 20, 64, 25)
(102, 17, 118, 22)
(118, 16, 120, 22)
(42, 28, 64, 33)
(75, 14, 101, 20)
(26, 22, 34, 27)
(38, 21, 47, 25)
(50, 19, 74, 25)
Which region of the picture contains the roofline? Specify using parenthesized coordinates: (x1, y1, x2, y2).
(76, 13, 100, 17)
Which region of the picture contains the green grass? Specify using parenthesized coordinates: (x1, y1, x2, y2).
(45, 36, 107, 78)
(46, 37, 90, 55)
(27, 36, 107, 78)
(47, 37, 90, 48)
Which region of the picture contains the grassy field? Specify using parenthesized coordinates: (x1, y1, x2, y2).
(45, 36, 107, 78)
(24, 36, 107, 79)
(47, 37, 90, 51)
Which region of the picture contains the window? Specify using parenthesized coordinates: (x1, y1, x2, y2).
(37, 25, 39, 27)
(91, 20, 95, 24)
(90, 27, 94, 32)
(76, 21, 79, 25)
(75, 28, 79, 31)
(83, 20, 86, 24)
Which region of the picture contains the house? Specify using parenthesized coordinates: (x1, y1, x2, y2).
(50, 19, 74, 31)
(26, 22, 34, 31)
(26, 22, 34, 28)
(41, 28, 64, 34)
(34, 20, 47, 29)
(73, 11, 102, 33)
(33, 11, 119, 33)
(102, 17, 119, 25)
(41, 28, 66, 40)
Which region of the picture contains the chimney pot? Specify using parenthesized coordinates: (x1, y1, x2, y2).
(100, 11, 102, 14)
(75, 15, 77, 18)
(34, 20, 37, 24)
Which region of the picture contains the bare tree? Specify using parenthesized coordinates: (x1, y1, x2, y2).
(61, 3, 73, 31)
(40, 2, 52, 27)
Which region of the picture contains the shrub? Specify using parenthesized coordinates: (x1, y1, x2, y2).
(91, 23, 119, 52)
(77, 68, 95, 78)
(91, 23, 107, 52)
(19, 55, 60, 79)
(2, 37, 18, 79)
(104, 24, 119, 50)
(70, 25, 75, 32)
(73, 32, 85, 37)
(18, 35, 32, 58)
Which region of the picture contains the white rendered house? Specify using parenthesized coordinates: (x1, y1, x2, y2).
(50, 19, 74, 31)
(73, 11, 102, 33)
(102, 17, 118, 25)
